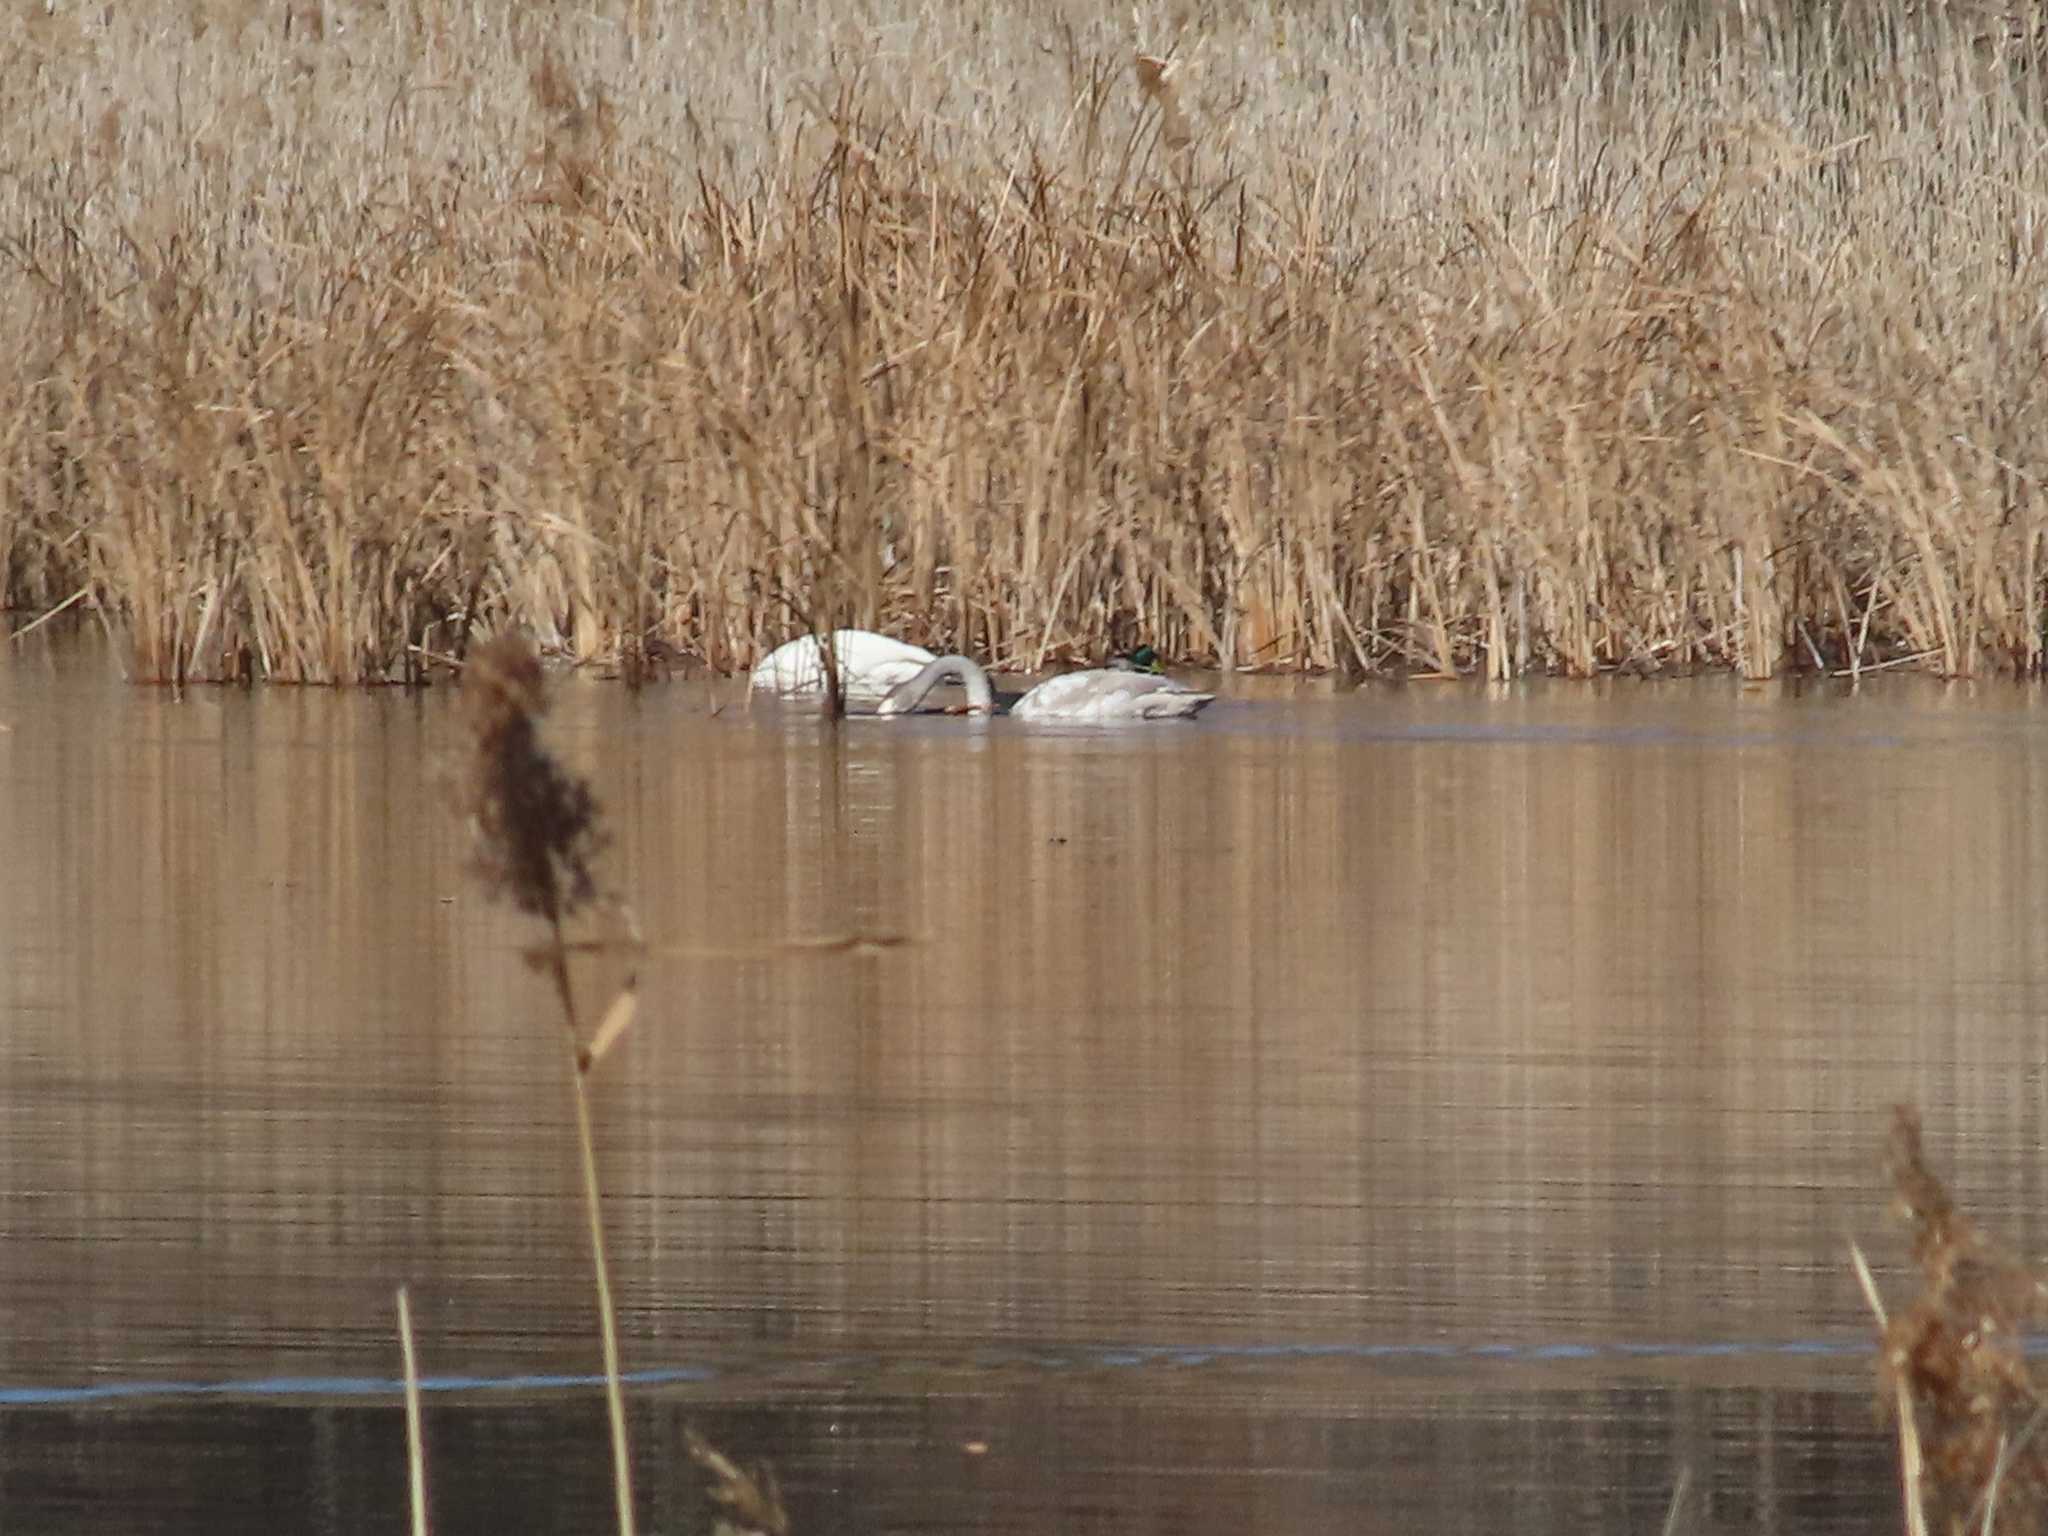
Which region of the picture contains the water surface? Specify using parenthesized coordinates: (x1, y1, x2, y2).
(4, 639, 2046, 1533)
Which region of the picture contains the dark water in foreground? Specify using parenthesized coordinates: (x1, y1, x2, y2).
(5, 639, 2048, 1533)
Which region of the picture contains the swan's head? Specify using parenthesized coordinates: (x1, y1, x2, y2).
(1113, 646, 1164, 674)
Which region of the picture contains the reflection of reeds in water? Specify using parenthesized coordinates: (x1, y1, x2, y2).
(7, 4, 2048, 683)
(1859, 1106, 2048, 1536)
(459, 631, 638, 1535)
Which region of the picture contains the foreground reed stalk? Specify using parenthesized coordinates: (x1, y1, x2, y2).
(459, 632, 637, 1536)
(545, 943, 637, 1536)
(1861, 1107, 2048, 1535)
(397, 1285, 431, 1536)
(6, 2, 2047, 684)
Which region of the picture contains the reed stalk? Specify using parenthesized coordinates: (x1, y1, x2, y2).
(542, 934, 637, 1536)
(456, 631, 638, 1536)
(1852, 1238, 1929, 1536)
(1861, 1107, 2048, 1536)
(397, 1285, 430, 1536)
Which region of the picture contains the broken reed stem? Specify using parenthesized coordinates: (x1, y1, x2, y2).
(1851, 1238, 1930, 1536)
(1982, 1433, 2008, 1536)
(397, 1285, 430, 1536)
(1658, 1464, 1690, 1536)
(1975, 1407, 2048, 1536)
(545, 932, 637, 1536)
(685, 1426, 791, 1536)
(1899, 1391, 1932, 1536)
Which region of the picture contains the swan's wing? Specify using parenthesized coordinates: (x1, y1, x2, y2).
(1133, 685, 1215, 718)
(749, 636, 817, 691)
(1012, 670, 1213, 721)
(1008, 670, 1107, 718)
(844, 649, 942, 703)
(750, 632, 935, 699)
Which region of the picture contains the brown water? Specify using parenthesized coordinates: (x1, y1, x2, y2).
(5, 636, 2048, 1534)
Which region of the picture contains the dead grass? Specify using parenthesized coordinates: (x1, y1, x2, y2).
(3, 0, 2047, 683)
(1863, 1106, 2048, 1536)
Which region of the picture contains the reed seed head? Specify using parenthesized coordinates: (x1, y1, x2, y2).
(459, 632, 605, 925)
(1878, 1105, 2048, 1530)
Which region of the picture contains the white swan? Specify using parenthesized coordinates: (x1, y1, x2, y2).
(875, 654, 1214, 722)
(749, 629, 936, 704)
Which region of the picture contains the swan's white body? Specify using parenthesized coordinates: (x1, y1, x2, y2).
(749, 630, 936, 704)
(876, 655, 1214, 722)
(1009, 667, 1214, 721)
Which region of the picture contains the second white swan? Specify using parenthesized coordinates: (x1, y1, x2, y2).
(875, 654, 1214, 722)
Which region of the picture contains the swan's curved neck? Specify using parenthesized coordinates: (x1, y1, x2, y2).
(881, 655, 996, 714)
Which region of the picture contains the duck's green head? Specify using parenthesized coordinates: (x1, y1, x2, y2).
(1120, 645, 1164, 674)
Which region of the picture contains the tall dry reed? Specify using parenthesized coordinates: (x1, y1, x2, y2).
(397, 1284, 430, 1536)
(3, 0, 2046, 682)
(1858, 1106, 2048, 1536)
(458, 630, 640, 1535)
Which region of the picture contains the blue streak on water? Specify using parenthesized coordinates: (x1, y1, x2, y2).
(0, 1335, 1882, 1408)
(1201, 713, 1915, 752)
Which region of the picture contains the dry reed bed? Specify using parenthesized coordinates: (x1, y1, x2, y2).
(3, 1, 2046, 683)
